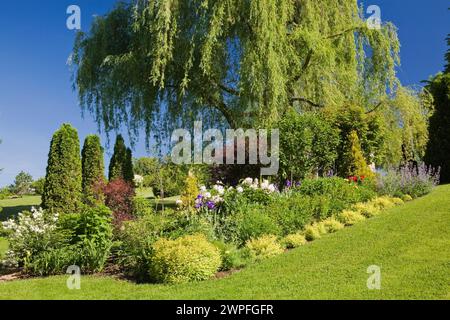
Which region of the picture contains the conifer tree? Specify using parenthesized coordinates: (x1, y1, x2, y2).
(109, 135, 127, 181)
(82, 135, 106, 204)
(342, 131, 374, 179)
(108, 135, 134, 184)
(123, 148, 134, 183)
(42, 124, 82, 212)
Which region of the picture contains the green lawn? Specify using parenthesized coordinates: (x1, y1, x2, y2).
(0, 196, 41, 221)
(136, 187, 179, 209)
(1, 185, 449, 300)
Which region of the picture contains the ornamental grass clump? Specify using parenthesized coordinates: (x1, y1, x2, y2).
(150, 234, 221, 284)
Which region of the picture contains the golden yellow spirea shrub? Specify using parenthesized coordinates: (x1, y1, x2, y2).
(246, 235, 284, 261)
(402, 194, 413, 202)
(150, 234, 221, 284)
(337, 210, 365, 226)
(353, 203, 381, 218)
(320, 217, 345, 233)
(390, 197, 404, 206)
(304, 224, 322, 241)
(371, 196, 396, 210)
(281, 233, 306, 249)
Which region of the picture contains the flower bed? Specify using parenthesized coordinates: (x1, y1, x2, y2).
(0, 170, 439, 284)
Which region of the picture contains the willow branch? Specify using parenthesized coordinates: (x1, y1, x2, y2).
(365, 101, 384, 114)
(290, 97, 324, 108)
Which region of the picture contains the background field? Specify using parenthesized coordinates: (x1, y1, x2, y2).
(1, 185, 449, 300)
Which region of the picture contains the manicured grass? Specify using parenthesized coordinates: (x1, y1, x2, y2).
(0, 196, 41, 221)
(136, 187, 155, 199)
(136, 187, 179, 209)
(1, 185, 449, 300)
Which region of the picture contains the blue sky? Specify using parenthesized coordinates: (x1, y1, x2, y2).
(0, 1, 449, 187)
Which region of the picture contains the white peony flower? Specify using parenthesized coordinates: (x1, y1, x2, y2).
(237, 186, 244, 193)
(243, 178, 253, 185)
(200, 186, 207, 192)
(204, 192, 212, 199)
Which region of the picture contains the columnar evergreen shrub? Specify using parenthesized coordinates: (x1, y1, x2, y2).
(124, 148, 134, 183)
(108, 135, 134, 183)
(341, 131, 374, 179)
(42, 124, 82, 213)
(181, 173, 200, 209)
(81, 135, 105, 205)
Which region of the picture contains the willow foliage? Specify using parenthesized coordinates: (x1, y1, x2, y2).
(73, 1, 401, 139)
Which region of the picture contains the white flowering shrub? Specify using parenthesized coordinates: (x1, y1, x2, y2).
(194, 178, 278, 214)
(133, 174, 144, 188)
(1, 207, 64, 269)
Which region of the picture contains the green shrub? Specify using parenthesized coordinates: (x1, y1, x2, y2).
(245, 235, 284, 262)
(60, 205, 113, 273)
(116, 212, 177, 281)
(265, 192, 335, 235)
(297, 177, 376, 214)
(402, 194, 413, 202)
(150, 234, 221, 284)
(320, 217, 345, 233)
(281, 233, 306, 249)
(237, 206, 281, 244)
(213, 241, 248, 271)
(132, 197, 155, 218)
(337, 210, 365, 226)
(31, 178, 46, 195)
(42, 123, 82, 213)
(303, 224, 323, 241)
(277, 111, 339, 181)
(28, 245, 78, 276)
(353, 202, 380, 218)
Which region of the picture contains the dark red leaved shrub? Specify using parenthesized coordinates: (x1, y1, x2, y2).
(103, 179, 135, 227)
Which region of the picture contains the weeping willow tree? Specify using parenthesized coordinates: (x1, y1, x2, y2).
(72, 0, 430, 165)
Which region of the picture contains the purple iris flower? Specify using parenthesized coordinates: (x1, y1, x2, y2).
(295, 181, 301, 187)
(197, 194, 204, 200)
(285, 180, 292, 187)
(195, 203, 202, 209)
(206, 201, 216, 210)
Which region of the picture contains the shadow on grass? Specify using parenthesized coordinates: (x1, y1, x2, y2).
(0, 206, 36, 221)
